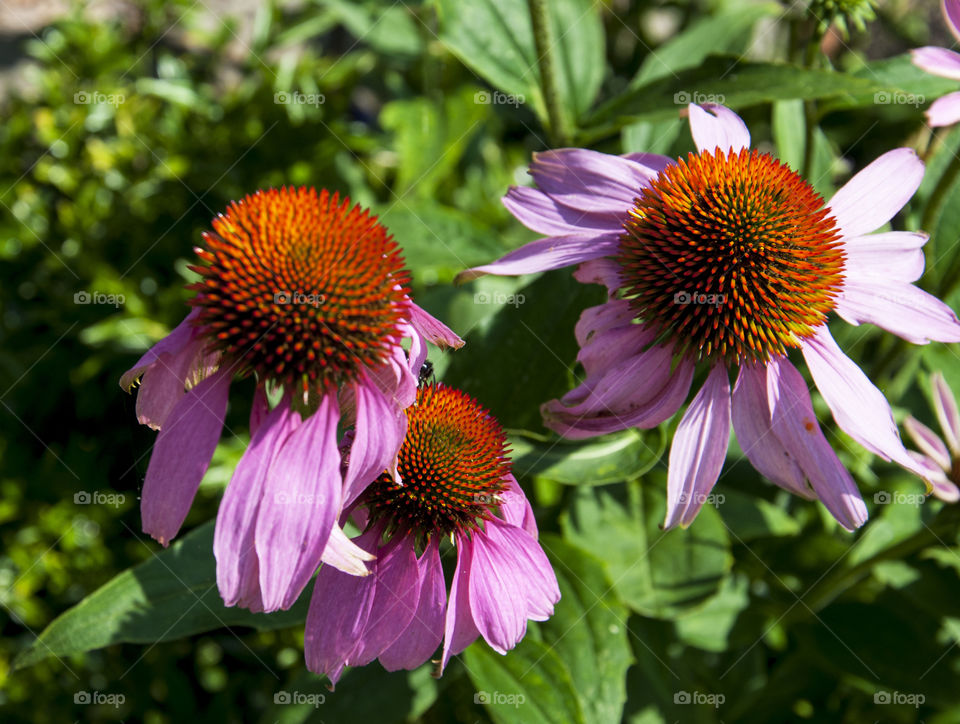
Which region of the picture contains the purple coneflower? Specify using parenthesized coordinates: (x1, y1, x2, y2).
(912, 0, 960, 127)
(121, 187, 462, 612)
(460, 103, 960, 530)
(304, 383, 559, 685)
(904, 371, 960, 502)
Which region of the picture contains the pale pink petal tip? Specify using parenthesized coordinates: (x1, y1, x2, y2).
(932, 371, 960, 455)
(911, 47, 960, 81)
(928, 91, 960, 128)
(408, 302, 464, 350)
(903, 416, 951, 471)
(945, 0, 960, 43)
(687, 103, 751, 154)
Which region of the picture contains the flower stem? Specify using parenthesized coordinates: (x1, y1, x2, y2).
(800, 31, 824, 177)
(528, 0, 569, 146)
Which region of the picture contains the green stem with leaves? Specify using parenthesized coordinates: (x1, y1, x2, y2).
(528, 0, 569, 146)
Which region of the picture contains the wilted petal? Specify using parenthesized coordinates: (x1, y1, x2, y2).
(120, 309, 201, 391)
(408, 301, 464, 350)
(320, 525, 376, 577)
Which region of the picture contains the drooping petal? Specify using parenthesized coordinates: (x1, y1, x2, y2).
(826, 148, 924, 238)
(349, 535, 422, 666)
(932, 371, 960, 455)
(133, 338, 204, 431)
(766, 357, 867, 530)
(440, 534, 480, 673)
(543, 351, 694, 439)
(911, 46, 960, 80)
(215, 401, 299, 610)
(141, 367, 232, 546)
(408, 301, 465, 350)
(904, 416, 952, 471)
(119, 309, 201, 391)
(843, 231, 928, 284)
(502, 185, 623, 236)
(342, 372, 407, 507)
(255, 393, 343, 612)
(730, 362, 811, 499)
(528, 149, 657, 216)
(456, 232, 620, 282)
(663, 365, 732, 529)
(688, 103, 751, 153)
(499, 474, 538, 537)
(379, 537, 447, 672)
(834, 280, 960, 344)
(926, 91, 960, 127)
(802, 327, 926, 477)
(467, 519, 559, 653)
(304, 528, 380, 686)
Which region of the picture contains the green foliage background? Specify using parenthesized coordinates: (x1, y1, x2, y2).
(4, 0, 960, 722)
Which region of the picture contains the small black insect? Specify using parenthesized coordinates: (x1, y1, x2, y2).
(418, 360, 435, 387)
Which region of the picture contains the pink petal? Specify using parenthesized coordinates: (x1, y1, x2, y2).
(467, 519, 559, 653)
(141, 367, 231, 546)
(342, 372, 407, 508)
(622, 152, 674, 174)
(663, 365, 732, 529)
(440, 534, 480, 673)
(368, 342, 418, 410)
(904, 416, 952, 470)
(927, 91, 960, 128)
(215, 401, 299, 610)
(255, 393, 343, 612)
(802, 326, 925, 477)
(573, 300, 636, 349)
(687, 103, 751, 153)
(119, 309, 200, 391)
(304, 528, 380, 686)
(499, 474, 538, 537)
(933, 371, 960, 455)
(843, 231, 928, 284)
(826, 148, 924, 238)
(543, 350, 694, 439)
(349, 535, 422, 666)
(528, 149, 656, 216)
(731, 362, 811, 499)
(575, 314, 655, 383)
(911, 46, 960, 80)
(834, 279, 960, 344)
(379, 537, 447, 671)
(766, 357, 867, 530)
(134, 338, 203, 430)
(408, 301, 464, 350)
(573, 258, 623, 294)
(248, 385, 269, 439)
(320, 525, 376, 577)
(503, 185, 623, 236)
(946, 0, 960, 43)
(907, 451, 957, 501)
(457, 232, 620, 282)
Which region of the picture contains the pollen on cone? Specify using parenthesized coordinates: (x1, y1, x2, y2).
(188, 187, 409, 391)
(618, 148, 844, 364)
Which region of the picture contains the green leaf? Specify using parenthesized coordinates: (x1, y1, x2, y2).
(772, 99, 805, 172)
(632, 3, 780, 86)
(443, 270, 605, 431)
(464, 639, 584, 724)
(435, 0, 604, 126)
(14, 520, 307, 670)
(561, 479, 732, 618)
(323, 0, 424, 57)
(715, 488, 802, 541)
(674, 575, 750, 652)
(509, 428, 665, 485)
(822, 52, 958, 113)
(587, 58, 885, 130)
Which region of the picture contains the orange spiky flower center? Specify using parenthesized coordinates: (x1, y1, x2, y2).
(363, 384, 512, 541)
(188, 187, 409, 392)
(617, 148, 844, 364)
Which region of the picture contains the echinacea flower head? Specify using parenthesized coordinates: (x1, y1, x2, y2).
(461, 104, 960, 531)
(304, 382, 559, 686)
(911, 0, 960, 127)
(121, 187, 463, 613)
(904, 371, 960, 502)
